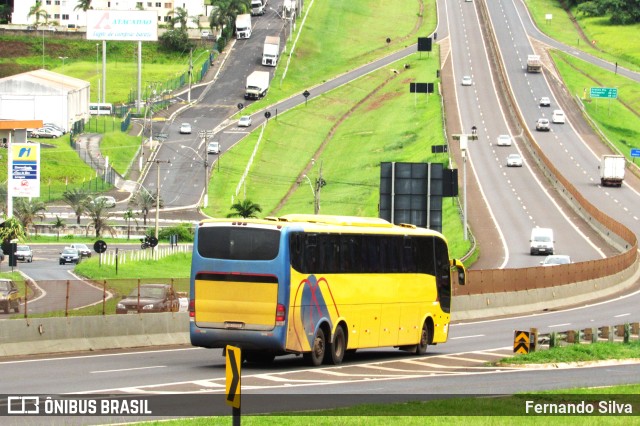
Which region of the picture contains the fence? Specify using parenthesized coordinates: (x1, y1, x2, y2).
(517, 323, 640, 353)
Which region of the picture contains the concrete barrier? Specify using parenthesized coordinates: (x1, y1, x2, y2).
(0, 313, 189, 357)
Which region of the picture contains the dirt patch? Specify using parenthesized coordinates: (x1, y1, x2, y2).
(0, 63, 34, 78)
(364, 91, 403, 112)
(0, 40, 31, 58)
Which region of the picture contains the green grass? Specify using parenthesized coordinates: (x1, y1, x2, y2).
(526, 0, 640, 71)
(498, 340, 640, 364)
(550, 50, 640, 157)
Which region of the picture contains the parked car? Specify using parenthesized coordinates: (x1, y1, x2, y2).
(461, 75, 473, 86)
(496, 134, 512, 146)
(238, 116, 252, 127)
(506, 153, 523, 167)
(201, 30, 211, 38)
(92, 195, 116, 208)
(539, 97, 551, 107)
(535, 118, 550, 131)
(179, 123, 192, 134)
(540, 254, 571, 266)
(69, 243, 91, 258)
(44, 123, 66, 134)
(116, 284, 180, 314)
(207, 141, 220, 154)
(29, 127, 62, 138)
(552, 109, 565, 124)
(59, 248, 81, 265)
(15, 245, 33, 263)
(0, 279, 21, 314)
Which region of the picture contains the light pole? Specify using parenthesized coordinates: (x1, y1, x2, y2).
(59, 56, 68, 131)
(96, 43, 100, 104)
(181, 143, 210, 208)
(302, 174, 317, 214)
(148, 159, 171, 240)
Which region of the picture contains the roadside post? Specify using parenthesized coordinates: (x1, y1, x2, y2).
(226, 345, 242, 425)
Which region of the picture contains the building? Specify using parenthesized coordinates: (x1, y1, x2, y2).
(12, 0, 206, 29)
(0, 69, 90, 133)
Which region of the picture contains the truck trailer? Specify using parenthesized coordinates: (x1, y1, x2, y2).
(526, 55, 542, 73)
(599, 155, 626, 187)
(262, 36, 281, 66)
(245, 71, 270, 100)
(235, 14, 252, 39)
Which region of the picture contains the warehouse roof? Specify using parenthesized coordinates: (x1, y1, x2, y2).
(0, 69, 89, 94)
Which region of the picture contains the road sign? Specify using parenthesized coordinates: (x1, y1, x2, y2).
(631, 148, 640, 158)
(590, 87, 618, 99)
(93, 240, 107, 254)
(226, 345, 241, 408)
(513, 330, 531, 354)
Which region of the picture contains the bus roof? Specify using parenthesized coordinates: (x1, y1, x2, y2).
(198, 215, 446, 238)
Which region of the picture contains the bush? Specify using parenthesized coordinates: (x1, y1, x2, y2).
(146, 223, 195, 243)
(159, 29, 193, 52)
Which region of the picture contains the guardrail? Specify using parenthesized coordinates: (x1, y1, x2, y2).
(516, 323, 640, 353)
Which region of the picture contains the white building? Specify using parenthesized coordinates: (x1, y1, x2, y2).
(0, 69, 90, 133)
(12, 0, 207, 29)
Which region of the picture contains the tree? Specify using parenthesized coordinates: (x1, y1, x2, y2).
(13, 198, 46, 237)
(27, 1, 49, 27)
(123, 209, 139, 240)
(0, 3, 12, 25)
(74, 0, 92, 12)
(0, 217, 25, 247)
(209, 0, 250, 34)
(84, 199, 114, 238)
(169, 6, 189, 30)
(577, 0, 640, 24)
(227, 199, 262, 218)
(62, 188, 92, 225)
(129, 189, 162, 225)
(52, 215, 66, 241)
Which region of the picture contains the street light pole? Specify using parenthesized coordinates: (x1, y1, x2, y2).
(148, 159, 171, 240)
(59, 56, 68, 131)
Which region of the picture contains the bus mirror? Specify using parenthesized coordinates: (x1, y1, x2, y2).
(457, 268, 466, 285)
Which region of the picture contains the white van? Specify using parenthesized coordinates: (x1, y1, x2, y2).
(530, 227, 554, 255)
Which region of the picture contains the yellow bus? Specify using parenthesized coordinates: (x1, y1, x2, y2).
(189, 214, 466, 366)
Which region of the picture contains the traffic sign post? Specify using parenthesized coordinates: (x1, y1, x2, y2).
(226, 345, 241, 425)
(513, 330, 531, 354)
(631, 148, 640, 165)
(590, 87, 618, 116)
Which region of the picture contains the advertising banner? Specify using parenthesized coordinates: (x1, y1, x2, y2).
(86, 10, 158, 41)
(10, 143, 40, 198)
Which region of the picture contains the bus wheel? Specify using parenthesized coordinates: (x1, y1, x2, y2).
(305, 328, 326, 366)
(416, 322, 430, 355)
(325, 326, 345, 365)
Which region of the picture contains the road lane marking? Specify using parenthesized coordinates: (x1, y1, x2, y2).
(91, 365, 166, 374)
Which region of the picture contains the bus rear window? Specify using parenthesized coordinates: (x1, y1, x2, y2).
(197, 226, 280, 260)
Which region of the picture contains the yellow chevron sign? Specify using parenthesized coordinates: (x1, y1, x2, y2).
(514, 330, 531, 354)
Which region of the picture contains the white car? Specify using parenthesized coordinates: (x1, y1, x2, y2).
(92, 195, 116, 208)
(539, 97, 551, 107)
(535, 118, 550, 131)
(540, 255, 571, 266)
(552, 109, 565, 124)
(461, 75, 473, 86)
(207, 141, 220, 154)
(506, 153, 523, 167)
(238, 116, 252, 127)
(179, 123, 192, 134)
(201, 30, 211, 38)
(496, 134, 512, 146)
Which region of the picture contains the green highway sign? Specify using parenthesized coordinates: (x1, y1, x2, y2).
(590, 87, 618, 99)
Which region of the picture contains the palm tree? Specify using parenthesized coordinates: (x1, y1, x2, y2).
(13, 198, 47, 237)
(209, 0, 250, 34)
(74, 0, 92, 12)
(27, 1, 49, 28)
(123, 209, 139, 240)
(169, 7, 189, 30)
(52, 215, 66, 241)
(0, 217, 25, 248)
(84, 199, 114, 238)
(129, 189, 162, 225)
(227, 199, 262, 218)
(62, 188, 92, 225)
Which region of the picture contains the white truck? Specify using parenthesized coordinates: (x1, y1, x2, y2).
(599, 155, 626, 187)
(251, 0, 265, 16)
(244, 71, 270, 100)
(235, 14, 252, 39)
(262, 36, 281, 66)
(526, 54, 542, 73)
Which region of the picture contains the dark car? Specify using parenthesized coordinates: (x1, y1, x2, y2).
(116, 284, 179, 314)
(59, 248, 80, 265)
(0, 279, 21, 314)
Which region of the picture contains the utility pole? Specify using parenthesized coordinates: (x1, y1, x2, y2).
(313, 161, 326, 214)
(149, 159, 171, 240)
(187, 48, 193, 103)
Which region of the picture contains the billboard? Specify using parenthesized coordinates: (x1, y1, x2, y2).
(10, 143, 40, 198)
(86, 10, 158, 41)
